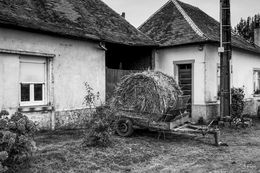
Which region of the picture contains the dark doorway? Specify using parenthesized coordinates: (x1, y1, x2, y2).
(105, 43, 154, 99)
(178, 64, 192, 115)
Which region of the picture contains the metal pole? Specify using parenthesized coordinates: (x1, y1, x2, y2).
(219, 0, 231, 118)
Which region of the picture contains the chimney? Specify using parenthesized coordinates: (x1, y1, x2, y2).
(121, 12, 125, 18)
(254, 20, 260, 47)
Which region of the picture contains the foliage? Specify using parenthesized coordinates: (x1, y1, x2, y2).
(231, 87, 245, 119)
(82, 105, 116, 148)
(234, 14, 260, 43)
(0, 111, 37, 172)
(83, 82, 100, 108)
(82, 82, 116, 148)
(0, 111, 9, 119)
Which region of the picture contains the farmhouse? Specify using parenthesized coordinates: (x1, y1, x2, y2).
(0, 0, 156, 129)
(140, 0, 260, 121)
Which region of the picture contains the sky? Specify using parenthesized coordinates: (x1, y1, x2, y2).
(102, 0, 260, 28)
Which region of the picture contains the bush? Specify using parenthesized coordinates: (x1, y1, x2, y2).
(0, 111, 37, 172)
(82, 105, 116, 148)
(231, 87, 245, 119)
(82, 82, 116, 148)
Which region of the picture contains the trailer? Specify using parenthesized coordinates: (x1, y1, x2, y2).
(115, 96, 222, 146)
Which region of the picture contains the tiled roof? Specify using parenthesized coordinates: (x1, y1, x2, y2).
(139, 0, 260, 53)
(0, 0, 155, 46)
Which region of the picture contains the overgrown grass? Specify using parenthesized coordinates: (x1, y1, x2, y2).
(10, 118, 260, 173)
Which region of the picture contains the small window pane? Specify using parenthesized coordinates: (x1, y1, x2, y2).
(21, 84, 30, 101)
(217, 65, 220, 99)
(254, 71, 260, 94)
(34, 84, 43, 101)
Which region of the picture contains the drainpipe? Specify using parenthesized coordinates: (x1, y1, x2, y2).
(99, 42, 107, 51)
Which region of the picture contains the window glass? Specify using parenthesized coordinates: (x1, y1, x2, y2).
(20, 57, 47, 106)
(254, 71, 260, 94)
(34, 84, 43, 101)
(21, 84, 30, 101)
(217, 64, 220, 99)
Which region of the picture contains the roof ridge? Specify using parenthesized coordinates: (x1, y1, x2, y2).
(138, 0, 172, 29)
(98, 0, 155, 43)
(171, 0, 208, 40)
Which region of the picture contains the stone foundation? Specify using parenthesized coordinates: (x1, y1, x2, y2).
(21, 111, 53, 130)
(16, 98, 260, 130)
(192, 103, 219, 123)
(55, 108, 94, 129)
(243, 98, 260, 116)
(14, 108, 95, 130)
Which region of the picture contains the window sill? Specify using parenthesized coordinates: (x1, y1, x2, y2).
(18, 105, 54, 113)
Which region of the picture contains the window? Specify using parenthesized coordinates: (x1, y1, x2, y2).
(217, 64, 220, 99)
(20, 57, 47, 106)
(254, 70, 260, 95)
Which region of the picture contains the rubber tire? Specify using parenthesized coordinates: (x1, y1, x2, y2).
(116, 118, 134, 137)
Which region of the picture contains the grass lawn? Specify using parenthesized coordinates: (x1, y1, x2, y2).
(12, 118, 260, 173)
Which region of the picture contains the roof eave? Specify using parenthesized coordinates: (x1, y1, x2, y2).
(157, 40, 260, 54)
(0, 23, 157, 47)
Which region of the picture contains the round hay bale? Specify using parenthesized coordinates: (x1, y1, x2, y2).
(111, 71, 183, 118)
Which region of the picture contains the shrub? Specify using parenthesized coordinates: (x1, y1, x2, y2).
(82, 82, 116, 148)
(83, 82, 100, 108)
(0, 111, 37, 172)
(82, 105, 116, 147)
(231, 87, 245, 119)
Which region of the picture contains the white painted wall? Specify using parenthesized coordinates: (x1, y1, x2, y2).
(0, 28, 105, 113)
(156, 43, 260, 119)
(204, 44, 220, 103)
(205, 44, 260, 100)
(0, 54, 20, 111)
(232, 49, 260, 98)
(155, 45, 206, 104)
(205, 44, 260, 115)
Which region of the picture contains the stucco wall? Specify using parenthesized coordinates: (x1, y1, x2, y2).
(0, 28, 105, 129)
(156, 44, 260, 120)
(155, 45, 206, 104)
(204, 44, 220, 103)
(0, 54, 20, 112)
(232, 48, 260, 115)
(204, 44, 260, 116)
(155, 45, 208, 121)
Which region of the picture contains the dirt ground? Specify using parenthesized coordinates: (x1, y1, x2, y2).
(14, 118, 260, 173)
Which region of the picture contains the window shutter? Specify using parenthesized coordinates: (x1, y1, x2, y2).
(20, 62, 45, 83)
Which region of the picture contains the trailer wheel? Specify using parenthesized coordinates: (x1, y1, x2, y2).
(116, 118, 134, 137)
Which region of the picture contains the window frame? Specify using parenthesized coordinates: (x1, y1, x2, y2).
(217, 63, 221, 100)
(19, 56, 48, 107)
(253, 68, 260, 96)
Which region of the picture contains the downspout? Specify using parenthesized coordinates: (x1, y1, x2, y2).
(99, 42, 107, 51)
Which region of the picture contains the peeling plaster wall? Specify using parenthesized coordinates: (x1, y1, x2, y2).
(0, 28, 105, 129)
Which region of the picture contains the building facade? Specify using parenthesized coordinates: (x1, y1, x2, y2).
(140, 0, 260, 121)
(0, 0, 155, 129)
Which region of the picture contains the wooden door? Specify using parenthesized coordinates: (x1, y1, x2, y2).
(178, 64, 192, 115)
(106, 68, 141, 100)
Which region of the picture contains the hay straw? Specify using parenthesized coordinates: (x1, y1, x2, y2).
(111, 71, 183, 119)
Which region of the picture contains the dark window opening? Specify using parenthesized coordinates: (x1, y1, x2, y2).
(34, 84, 43, 101)
(21, 84, 30, 101)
